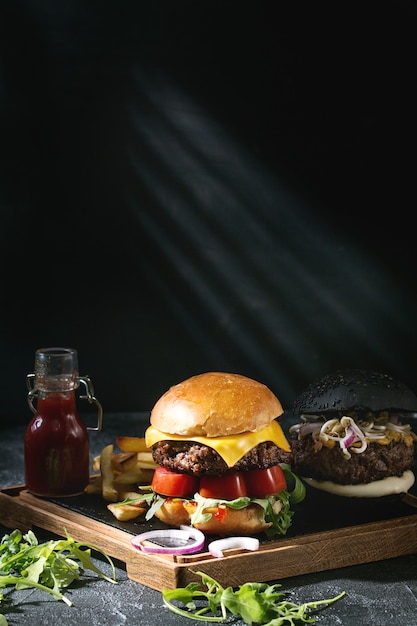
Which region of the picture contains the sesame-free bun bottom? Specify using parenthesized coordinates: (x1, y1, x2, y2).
(154, 498, 274, 535)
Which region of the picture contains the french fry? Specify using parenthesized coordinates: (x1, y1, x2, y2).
(119, 454, 143, 473)
(100, 443, 119, 502)
(84, 474, 103, 494)
(92, 451, 136, 473)
(117, 489, 148, 501)
(107, 502, 146, 521)
(113, 468, 155, 485)
(136, 451, 157, 468)
(111, 452, 136, 474)
(85, 439, 157, 520)
(116, 436, 149, 453)
(119, 452, 157, 473)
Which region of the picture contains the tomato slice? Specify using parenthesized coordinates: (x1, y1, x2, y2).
(151, 466, 199, 497)
(244, 464, 287, 497)
(151, 465, 287, 500)
(199, 471, 248, 500)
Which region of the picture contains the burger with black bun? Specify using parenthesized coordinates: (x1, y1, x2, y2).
(143, 372, 305, 536)
(289, 369, 417, 498)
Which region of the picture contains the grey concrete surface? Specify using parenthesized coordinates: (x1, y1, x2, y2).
(1, 413, 417, 625)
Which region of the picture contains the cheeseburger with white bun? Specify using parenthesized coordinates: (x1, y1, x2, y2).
(144, 371, 305, 536)
(289, 369, 417, 498)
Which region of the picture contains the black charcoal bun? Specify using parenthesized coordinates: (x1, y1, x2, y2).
(293, 369, 417, 415)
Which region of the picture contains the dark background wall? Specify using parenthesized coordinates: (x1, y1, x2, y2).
(1, 1, 416, 425)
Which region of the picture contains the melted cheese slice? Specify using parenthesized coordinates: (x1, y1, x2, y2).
(145, 420, 290, 467)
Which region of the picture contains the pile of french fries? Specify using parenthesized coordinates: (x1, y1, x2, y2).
(85, 436, 157, 521)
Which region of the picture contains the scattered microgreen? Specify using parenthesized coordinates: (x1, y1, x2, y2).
(0, 528, 117, 625)
(162, 570, 345, 625)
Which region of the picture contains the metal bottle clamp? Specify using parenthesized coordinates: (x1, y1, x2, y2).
(26, 373, 103, 432)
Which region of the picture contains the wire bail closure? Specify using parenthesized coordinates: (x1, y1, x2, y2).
(26, 372, 103, 432)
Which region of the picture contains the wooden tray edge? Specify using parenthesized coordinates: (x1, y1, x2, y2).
(1, 486, 417, 591)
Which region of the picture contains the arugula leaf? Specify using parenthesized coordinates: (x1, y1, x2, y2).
(280, 464, 306, 505)
(223, 584, 271, 624)
(0, 527, 117, 625)
(162, 570, 345, 625)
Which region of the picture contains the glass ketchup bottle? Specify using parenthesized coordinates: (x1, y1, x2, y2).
(25, 347, 103, 497)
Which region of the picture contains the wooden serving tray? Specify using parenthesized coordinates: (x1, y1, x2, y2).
(1, 485, 417, 591)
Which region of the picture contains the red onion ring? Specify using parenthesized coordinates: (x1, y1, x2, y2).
(131, 525, 205, 555)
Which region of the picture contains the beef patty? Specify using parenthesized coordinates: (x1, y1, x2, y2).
(289, 434, 415, 484)
(151, 440, 290, 476)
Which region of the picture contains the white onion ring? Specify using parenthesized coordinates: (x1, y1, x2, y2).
(208, 536, 260, 558)
(131, 525, 205, 555)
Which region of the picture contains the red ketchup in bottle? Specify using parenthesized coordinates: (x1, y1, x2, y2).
(25, 347, 102, 497)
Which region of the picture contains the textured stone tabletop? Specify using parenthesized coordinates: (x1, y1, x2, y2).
(1, 413, 416, 626)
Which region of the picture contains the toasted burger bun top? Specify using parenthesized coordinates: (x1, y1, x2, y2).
(150, 371, 284, 438)
(293, 368, 417, 415)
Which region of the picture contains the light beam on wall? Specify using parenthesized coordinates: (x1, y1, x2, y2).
(119, 67, 412, 401)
